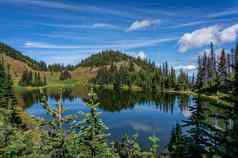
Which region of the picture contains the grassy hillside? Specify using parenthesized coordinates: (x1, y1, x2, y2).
(0, 43, 157, 88)
(0, 43, 47, 71)
(77, 50, 156, 71)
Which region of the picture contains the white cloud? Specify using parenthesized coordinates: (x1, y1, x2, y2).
(178, 25, 220, 53)
(128, 19, 160, 31)
(178, 23, 238, 52)
(220, 23, 238, 43)
(175, 65, 196, 71)
(135, 51, 147, 60)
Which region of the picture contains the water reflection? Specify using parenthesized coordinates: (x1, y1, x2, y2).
(15, 88, 238, 156)
(18, 87, 194, 151)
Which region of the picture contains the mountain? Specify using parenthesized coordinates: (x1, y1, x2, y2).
(0, 43, 157, 85)
(71, 50, 156, 82)
(77, 50, 155, 70)
(0, 43, 48, 80)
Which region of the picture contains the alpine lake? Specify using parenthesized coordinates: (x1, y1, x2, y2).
(15, 86, 237, 153)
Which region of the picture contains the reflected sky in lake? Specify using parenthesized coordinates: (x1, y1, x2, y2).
(21, 88, 193, 151)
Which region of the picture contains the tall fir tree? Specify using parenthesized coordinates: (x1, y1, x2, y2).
(218, 49, 227, 88)
(78, 88, 113, 157)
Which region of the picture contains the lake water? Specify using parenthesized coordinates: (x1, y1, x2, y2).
(16, 87, 237, 155)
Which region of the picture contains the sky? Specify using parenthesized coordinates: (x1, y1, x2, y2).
(0, 0, 238, 70)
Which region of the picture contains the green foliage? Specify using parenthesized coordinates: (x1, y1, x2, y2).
(19, 70, 47, 87)
(94, 60, 190, 92)
(168, 124, 186, 158)
(195, 42, 237, 94)
(148, 136, 160, 158)
(112, 134, 159, 158)
(234, 43, 238, 96)
(77, 50, 155, 70)
(59, 70, 72, 81)
(48, 64, 75, 72)
(176, 70, 189, 90)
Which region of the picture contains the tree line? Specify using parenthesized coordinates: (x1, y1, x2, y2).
(93, 60, 192, 91)
(19, 70, 47, 87)
(195, 43, 238, 94)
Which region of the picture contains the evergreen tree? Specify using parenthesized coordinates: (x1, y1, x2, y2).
(234, 43, 238, 96)
(218, 49, 227, 88)
(59, 70, 72, 81)
(196, 56, 204, 89)
(39, 89, 74, 158)
(168, 124, 186, 158)
(19, 70, 47, 87)
(176, 70, 189, 90)
(78, 88, 113, 157)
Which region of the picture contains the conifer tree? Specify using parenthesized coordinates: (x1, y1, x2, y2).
(218, 49, 227, 88)
(39, 89, 73, 158)
(168, 124, 186, 158)
(148, 136, 160, 158)
(234, 43, 238, 96)
(78, 88, 112, 158)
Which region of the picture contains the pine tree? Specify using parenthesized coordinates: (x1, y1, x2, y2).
(78, 88, 111, 157)
(218, 49, 227, 88)
(196, 56, 204, 89)
(148, 136, 160, 158)
(168, 124, 186, 158)
(39, 89, 73, 158)
(234, 43, 238, 96)
(43, 74, 47, 86)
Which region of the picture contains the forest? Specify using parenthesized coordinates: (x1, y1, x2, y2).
(93, 43, 238, 96)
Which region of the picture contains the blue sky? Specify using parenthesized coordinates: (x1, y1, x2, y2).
(0, 0, 238, 70)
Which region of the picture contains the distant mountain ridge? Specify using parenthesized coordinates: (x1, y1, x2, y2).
(77, 50, 156, 71)
(0, 43, 155, 71)
(0, 43, 47, 71)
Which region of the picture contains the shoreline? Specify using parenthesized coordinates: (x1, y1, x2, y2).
(14, 83, 232, 106)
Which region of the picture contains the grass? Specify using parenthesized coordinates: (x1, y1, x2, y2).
(17, 107, 41, 127)
(13, 72, 87, 91)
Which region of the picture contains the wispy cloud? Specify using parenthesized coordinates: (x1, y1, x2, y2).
(91, 23, 124, 30)
(25, 42, 82, 49)
(38, 33, 83, 40)
(24, 37, 176, 50)
(178, 23, 238, 52)
(128, 19, 160, 31)
(169, 21, 208, 29)
(208, 10, 238, 18)
(38, 22, 124, 31)
(41, 54, 92, 65)
(4, 0, 138, 19)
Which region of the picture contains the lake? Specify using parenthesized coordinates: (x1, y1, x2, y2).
(16, 87, 237, 155)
